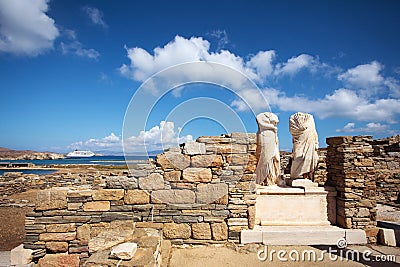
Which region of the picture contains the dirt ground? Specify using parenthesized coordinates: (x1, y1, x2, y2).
(0, 190, 37, 250)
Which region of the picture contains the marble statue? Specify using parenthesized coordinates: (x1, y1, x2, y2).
(255, 112, 280, 185)
(289, 112, 319, 179)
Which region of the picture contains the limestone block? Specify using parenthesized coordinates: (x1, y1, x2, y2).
(36, 188, 68, 211)
(38, 253, 80, 267)
(83, 201, 110, 212)
(110, 242, 138, 260)
(183, 142, 206, 155)
(345, 229, 367, 244)
(163, 223, 191, 239)
(227, 154, 250, 165)
(10, 244, 33, 265)
(46, 223, 76, 233)
(248, 206, 255, 229)
(76, 225, 89, 246)
(206, 143, 247, 154)
(151, 189, 195, 204)
(211, 222, 228, 241)
(192, 223, 212, 239)
(378, 228, 396, 246)
(191, 154, 223, 168)
(92, 189, 124, 200)
(39, 232, 76, 241)
(67, 189, 93, 197)
(125, 189, 150, 204)
(240, 229, 262, 244)
(139, 173, 164, 190)
(227, 218, 248, 226)
(45, 241, 69, 252)
(156, 153, 190, 170)
(106, 176, 138, 189)
(164, 170, 181, 181)
(89, 222, 135, 253)
(67, 202, 82, 210)
(182, 168, 212, 182)
(196, 183, 228, 204)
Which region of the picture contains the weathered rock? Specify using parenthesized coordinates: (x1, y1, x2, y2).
(191, 154, 223, 168)
(124, 189, 150, 204)
(138, 173, 164, 190)
(46, 223, 76, 233)
(211, 222, 228, 241)
(83, 201, 110, 212)
(88, 221, 135, 253)
(110, 242, 138, 260)
(182, 168, 212, 182)
(156, 152, 190, 170)
(92, 189, 124, 200)
(39, 232, 76, 242)
(182, 142, 206, 155)
(196, 183, 228, 204)
(106, 176, 138, 189)
(206, 143, 247, 154)
(10, 244, 33, 265)
(38, 253, 80, 267)
(163, 223, 191, 239)
(151, 189, 195, 204)
(164, 170, 181, 181)
(77, 224, 91, 245)
(192, 223, 211, 239)
(36, 188, 68, 211)
(46, 241, 68, 252)
(67, 189, 93, 198)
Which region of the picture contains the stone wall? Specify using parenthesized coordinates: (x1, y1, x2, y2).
(326, 136, 377, 242)
(372, 135, 400, 206)
(24, 133, 258, 262)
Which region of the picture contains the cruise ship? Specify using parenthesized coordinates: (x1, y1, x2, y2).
(66, 150, 95, 158)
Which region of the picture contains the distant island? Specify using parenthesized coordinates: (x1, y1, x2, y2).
(0, 147, 65, 160)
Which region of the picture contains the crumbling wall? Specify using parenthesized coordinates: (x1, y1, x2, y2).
(372, 135, 400, 206)
(24, 133, 258, 262)
(326, 136, 377, 242)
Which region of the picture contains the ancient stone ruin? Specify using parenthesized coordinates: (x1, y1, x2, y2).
(16, 114, 399, 265)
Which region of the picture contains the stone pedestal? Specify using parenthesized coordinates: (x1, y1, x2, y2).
(255, 180, 336, 226)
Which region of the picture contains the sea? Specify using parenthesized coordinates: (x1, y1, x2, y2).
(0, 155, 151, 176)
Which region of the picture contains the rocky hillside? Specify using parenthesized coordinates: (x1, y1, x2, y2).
(0, 147, 65, 160)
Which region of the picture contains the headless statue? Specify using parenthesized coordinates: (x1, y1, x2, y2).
(289, 112, 319, 179)
(255, 112, 280, 185)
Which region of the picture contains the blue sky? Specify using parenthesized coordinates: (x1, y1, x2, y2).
(0, 0, 399, 154)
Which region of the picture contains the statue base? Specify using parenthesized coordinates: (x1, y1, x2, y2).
(254, 180, 336, 226)
(240, 181, 368, 245)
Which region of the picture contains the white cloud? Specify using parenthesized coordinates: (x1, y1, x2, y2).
(274, 54, 316, 76)
(82, 6, 108, 28)
(119, 35, 276, 84)
(336, 122, 394, 134)
(260, 87, 400, 123)
(0, 0, 59, 56)
(208, 29, 229, 51)
(69, 121, 192, 154)
(119, 35, 399, 124)
(60, 29, 100, 59)
(60, 41, 100, 59)
(338, 61, 384, 90)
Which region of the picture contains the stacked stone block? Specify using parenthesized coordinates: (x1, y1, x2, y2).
(326, 136, 377, 241)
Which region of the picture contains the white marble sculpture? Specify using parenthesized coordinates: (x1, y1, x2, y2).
(255, 112, 280, 185)
(289, 112, 319, 179)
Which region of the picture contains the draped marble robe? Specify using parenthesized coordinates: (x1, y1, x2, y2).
(289, 112, 319, 179)
(255, 112, 280, 185)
